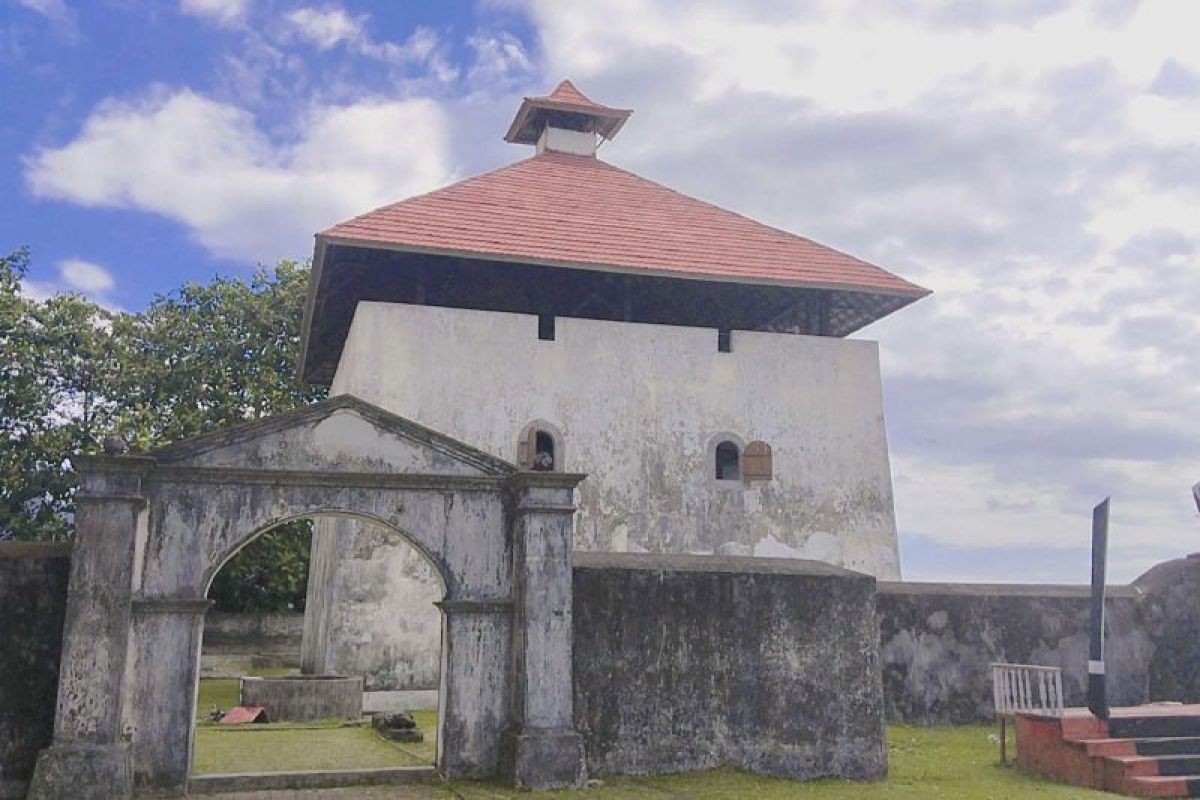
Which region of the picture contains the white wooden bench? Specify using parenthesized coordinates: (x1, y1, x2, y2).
(992, 662, 1065, 763)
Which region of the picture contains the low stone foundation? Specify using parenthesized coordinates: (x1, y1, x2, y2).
(240, 675, 363, 722)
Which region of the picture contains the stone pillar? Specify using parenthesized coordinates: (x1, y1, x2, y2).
(501, 472, 587, 789)
(27, 457, 150, 800)
(436, 600, 512, 778)
(127, 598, 211, 791)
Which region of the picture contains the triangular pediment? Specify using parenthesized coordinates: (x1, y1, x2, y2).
(150, 395, 515, 477)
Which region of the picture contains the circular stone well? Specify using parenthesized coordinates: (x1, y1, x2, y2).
(239, 674, 363, 722)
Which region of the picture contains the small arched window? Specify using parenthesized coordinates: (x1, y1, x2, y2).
(517, 421, 563, 472)
(714, 441, 741, 481)
(743, 441, 773, 481)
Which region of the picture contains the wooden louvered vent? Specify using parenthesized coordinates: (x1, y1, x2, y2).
(743, 441, 773, 481)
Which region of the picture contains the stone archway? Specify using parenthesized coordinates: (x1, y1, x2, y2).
(28, 395, 588, 799)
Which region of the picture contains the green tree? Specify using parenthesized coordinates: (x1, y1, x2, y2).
(111, 260, 324, 447)
(0, 248, 122, 541)
(109, 260, 327, 611)
(0, 252, 324, 610)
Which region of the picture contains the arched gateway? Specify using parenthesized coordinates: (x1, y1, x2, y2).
(28, 395, 587, 798)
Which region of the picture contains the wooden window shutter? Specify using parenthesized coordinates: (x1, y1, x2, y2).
(517, 428, 535, 469)
(743, 441, 773, 481)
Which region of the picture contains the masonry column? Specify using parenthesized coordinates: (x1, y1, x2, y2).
(27, 456, 150, 800)
(437, 599, 512, 778)
(127, 598, 212, 790)
(501, 471, 588, 789)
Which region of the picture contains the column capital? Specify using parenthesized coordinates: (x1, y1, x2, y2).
(505, 471, 587, 492)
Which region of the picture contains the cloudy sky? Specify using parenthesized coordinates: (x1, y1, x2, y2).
(3, 0, 1197, 583)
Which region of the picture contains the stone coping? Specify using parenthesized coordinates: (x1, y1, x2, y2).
(878, 580, 1140, 599)
(573, 551, 868, 579)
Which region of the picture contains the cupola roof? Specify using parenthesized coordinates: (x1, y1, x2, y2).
(503, 79, 632, 145)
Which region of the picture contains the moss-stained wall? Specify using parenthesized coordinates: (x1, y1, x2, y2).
(1135, 556, 1200, 704)
(874, 558, 1200, 724)
(0, 543, 70, 799)
(572, 553, 887, 780)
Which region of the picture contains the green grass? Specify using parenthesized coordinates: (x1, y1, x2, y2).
(192, 708, 1117, 797)
(448, 726, 1114, 799)
(193, 724, 429, 774)
(194, 678, 439, 774)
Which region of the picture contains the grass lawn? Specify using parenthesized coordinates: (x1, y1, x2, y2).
(192, 688, 1114, 798)
(450, 726, 1114, 799)
(194, 678, 437, 774)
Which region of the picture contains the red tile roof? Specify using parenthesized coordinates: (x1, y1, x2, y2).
(321, 152, 928, 297)
(544, 79, 607, 108)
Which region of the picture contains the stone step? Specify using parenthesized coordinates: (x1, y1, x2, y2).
(1076, 738, 1200, 758)
(1111, 717, 1200, 741)
(188, 765, 435, 795)
(1125, 775, 1200, 798)
(1107, 755, 1200, 779)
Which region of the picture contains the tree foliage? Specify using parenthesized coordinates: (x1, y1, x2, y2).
(0, 250, 326, 610)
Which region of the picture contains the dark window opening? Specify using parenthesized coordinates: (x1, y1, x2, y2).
(715, 441, 740, 481)
(533, 430, 556, 471)
(538, 314, 556, 341)
(718, 328, 732, 353)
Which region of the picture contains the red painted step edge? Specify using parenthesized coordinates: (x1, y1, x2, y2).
(1016, 714, 1105, 789)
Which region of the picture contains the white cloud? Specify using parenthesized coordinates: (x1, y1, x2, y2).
(516, 0, 1200, 581)
(466, 31, 533, 88)
(284, 7, 361, 49)
(282, 6, 456, 79)
(19, 258, 119, 308)
(18, 0, 69, 22)
(59, 258, 115, 293)
(180, 0, 248, 27)
(17, 0, 77, 36)
(24, 88, 452, 262)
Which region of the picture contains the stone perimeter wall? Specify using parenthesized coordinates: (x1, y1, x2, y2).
(572, 553, 888, 780)
(0, 544, 70, 800)
(6, 543, 1200, 795)
(203, 611, 304, 652)
(877, 582, 1150, 723)
(876, 555, 1200, 724)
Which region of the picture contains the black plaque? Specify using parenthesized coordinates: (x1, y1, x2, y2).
(1088, 497, 1110, 720)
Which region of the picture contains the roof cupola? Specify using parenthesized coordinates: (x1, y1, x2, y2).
(503, 79, 632, 157)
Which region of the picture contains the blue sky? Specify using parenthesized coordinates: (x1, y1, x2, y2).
(3, 0, 1199, 583)
(2, 0, 534, 304)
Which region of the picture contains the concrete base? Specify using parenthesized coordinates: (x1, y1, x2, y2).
(500, 728, 587, 790)
(363, 689, 439, 713)
(189, 766, 435, 794)
(26, 742, 132, 800)
(240, 674, 362, 722)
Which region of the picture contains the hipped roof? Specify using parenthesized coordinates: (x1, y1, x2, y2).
(319, 151, 929, 298)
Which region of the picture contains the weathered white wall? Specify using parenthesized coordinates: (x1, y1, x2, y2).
(334, 302, 901, 576)
(308, 301, 901, 689)
(302, 517, 443, 690)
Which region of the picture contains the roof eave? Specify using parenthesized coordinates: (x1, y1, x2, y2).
(296, 235, 329, 385)
(317, 234, 932, 300)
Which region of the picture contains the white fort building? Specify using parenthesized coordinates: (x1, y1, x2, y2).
(297, 80, 929, 689)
